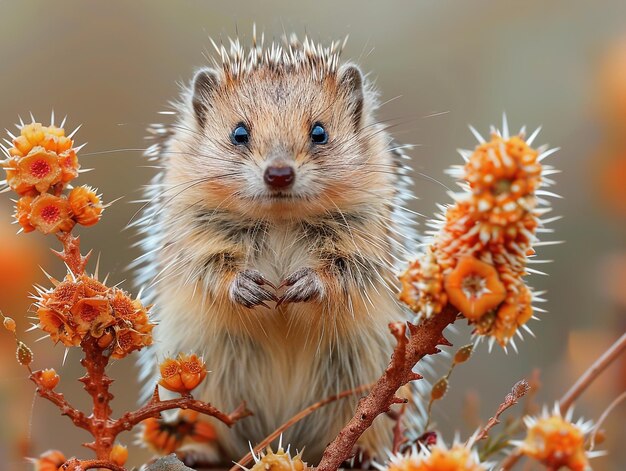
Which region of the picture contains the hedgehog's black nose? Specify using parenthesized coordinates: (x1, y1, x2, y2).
(264, 165, 295, 189)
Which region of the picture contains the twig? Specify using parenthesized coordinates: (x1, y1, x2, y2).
(113, 388, 251, 436)
(231, 384, 371, 470)
(30, 370, 91, 431)
(469, 379, 529, 444)
(316, 307, 457, 471)
(559, 331, 626, 414)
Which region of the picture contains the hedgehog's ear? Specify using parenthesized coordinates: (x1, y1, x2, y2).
(191, 68, 220, 128)
(338, 65, 365, 130)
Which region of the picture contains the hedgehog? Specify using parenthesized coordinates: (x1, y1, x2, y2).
(134, 29, 420, 465)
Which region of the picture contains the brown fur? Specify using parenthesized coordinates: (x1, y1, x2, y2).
(136, 33, 417, 464)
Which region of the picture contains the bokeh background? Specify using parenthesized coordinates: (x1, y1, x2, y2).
(1, 1, 625, 469)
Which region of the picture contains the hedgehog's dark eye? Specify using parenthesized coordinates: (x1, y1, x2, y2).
(231, 124, 250, 145)
(310, 123, 328, 144)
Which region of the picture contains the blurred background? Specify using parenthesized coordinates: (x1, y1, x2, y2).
(1, 1, 625, 469)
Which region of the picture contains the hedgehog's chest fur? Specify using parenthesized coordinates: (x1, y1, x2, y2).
(149, 215, 400, 458)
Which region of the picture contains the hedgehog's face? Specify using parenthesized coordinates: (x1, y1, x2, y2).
(176, 64, 392, 220)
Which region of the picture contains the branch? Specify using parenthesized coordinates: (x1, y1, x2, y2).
(469, 379, 529, 444)
(232, 383, 372, 471)
(30, 370, 91, 432)
(316, 307, 457, 471)
(559, 331, 626, 414)
(110, 386, 251, 436)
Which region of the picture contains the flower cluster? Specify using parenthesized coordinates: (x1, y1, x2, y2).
(158, 353, 208, 394)
(141, 410, 217, 455)
(377, 441, 487, 471)
(513, 405, 601, 471)
(1, 118, 103, 234)
(399, 118, 558, 347)
(35, 272, 154, 357)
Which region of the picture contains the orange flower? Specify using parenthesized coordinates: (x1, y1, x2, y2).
(158, 353, 207, 394)
(39, 368, 60, 390)
(29, 194, 75, 234)
(111, 326, 152, 359)
(515, 406, 599, 471)
(141, 410, 217, 455)
(37, 307, 80, 346)
(399, 119, 557, 348)
(444, 256, 506, 321)
(70, 297, 114, 337)
(69, 185, 103, 226)
(109, 444, 128, 466)
(33, 449, 66, 471)
(3, 120, 82, 199)
(58, 149, 79, 183)
(380, 441, 486, 471)
(179, 353, 208, 391)
(249, 447, 307, 471)
(15, 148, 62, 193)
(14, 195, 35, 232)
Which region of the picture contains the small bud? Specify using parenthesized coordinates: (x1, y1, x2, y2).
(3, 316, 16, 333)
(430, 377, 448, 401)
(453, 344, 473, 364)
(40, 368, 60, 390)
(16, 341, 33, 366)
(110, 443, 128, 466)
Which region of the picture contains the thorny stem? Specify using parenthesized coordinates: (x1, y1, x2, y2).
(501, 331, 626, 470)
(80, 337, 115, 459)
(54, 232, 91, 277)
(316, 307, 457, 471)
(232, 384, 371, 471)
(32, 231, 251, 468)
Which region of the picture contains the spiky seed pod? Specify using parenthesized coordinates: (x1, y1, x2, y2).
(249, 446, 307, 471)
(35, 271, 154, 355)
(376, 440, 489, 471)
(512, 404, 604, 471)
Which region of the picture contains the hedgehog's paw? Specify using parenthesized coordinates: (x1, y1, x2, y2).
(277, 267, 325, 305)
(229, 269, 278, 309)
